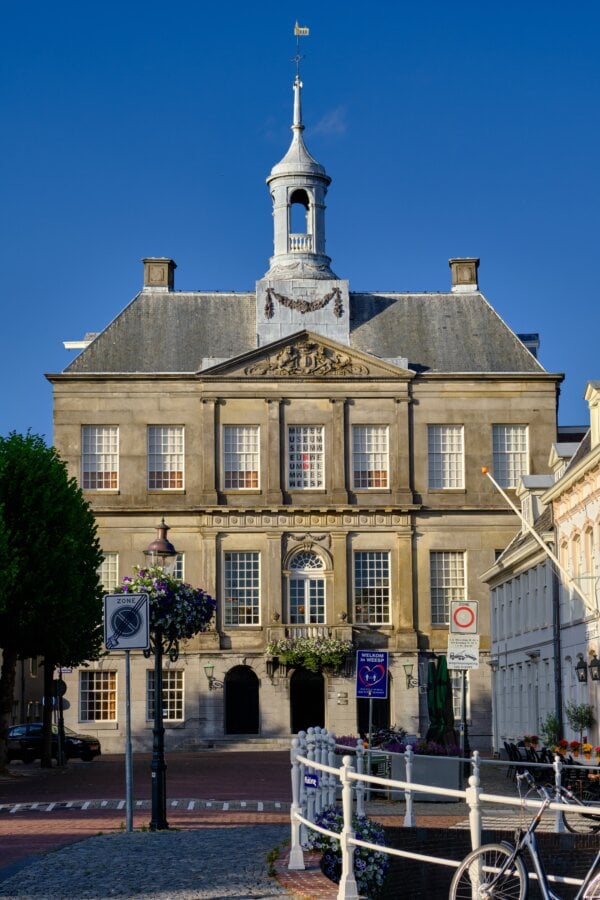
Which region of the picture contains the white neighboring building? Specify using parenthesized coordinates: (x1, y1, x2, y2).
(542, 382, 600, 745)
(484, 383, 600, 752)
(482, 476, 559, 752)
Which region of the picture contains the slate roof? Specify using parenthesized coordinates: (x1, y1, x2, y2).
(63, 288, 548, 376)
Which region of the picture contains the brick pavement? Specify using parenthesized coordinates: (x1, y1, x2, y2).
(0, 752, 514, 896)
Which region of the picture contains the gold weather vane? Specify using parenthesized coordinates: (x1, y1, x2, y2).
(293, 21, 310, 79)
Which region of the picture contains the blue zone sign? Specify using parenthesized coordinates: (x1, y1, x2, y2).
(355, 650, 388, 699)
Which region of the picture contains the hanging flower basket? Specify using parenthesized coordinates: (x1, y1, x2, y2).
(118, 565, 216, 656)
(266, 637, 353, 674)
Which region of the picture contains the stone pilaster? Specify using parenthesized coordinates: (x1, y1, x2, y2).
(265, 400, 283, 504)
(198, 399, 218, 505)
(330, 399, 348, 503)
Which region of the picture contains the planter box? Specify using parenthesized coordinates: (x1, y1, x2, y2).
(390, 754, 463, 802)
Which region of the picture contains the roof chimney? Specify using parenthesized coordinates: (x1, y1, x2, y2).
(449, 258, 479, 293)
(142, 258, 176, 292)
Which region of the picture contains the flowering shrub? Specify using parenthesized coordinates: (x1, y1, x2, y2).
(384, 739, 461, 757)
(308, 804, 389, 896)
(583, 743, 593, 754)
(266, 636, 353, 673)
(595, 746, 600, 758)
(570, 740, 581, 752)
(335, 735, 366, 749)
(119, 566, 216, 646)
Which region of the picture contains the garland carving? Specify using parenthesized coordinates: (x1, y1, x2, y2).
(264, 287, 343, 319)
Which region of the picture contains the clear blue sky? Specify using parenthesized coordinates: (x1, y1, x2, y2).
(2, 0, 599, 441)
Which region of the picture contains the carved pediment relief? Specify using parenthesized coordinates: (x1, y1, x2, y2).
(199, 331, 414, 379)
(246, 338, 367, 377)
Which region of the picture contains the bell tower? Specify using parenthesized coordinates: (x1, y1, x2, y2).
(257, 72, 350, 346)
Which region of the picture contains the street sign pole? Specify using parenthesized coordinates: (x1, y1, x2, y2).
(125, 649, 133, 833)
(103, 593, 150, 834)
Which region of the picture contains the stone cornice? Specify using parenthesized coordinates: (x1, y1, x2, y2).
(542, 443, 600, 505)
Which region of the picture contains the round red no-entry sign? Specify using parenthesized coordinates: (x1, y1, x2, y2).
(449, 601, 478, 633)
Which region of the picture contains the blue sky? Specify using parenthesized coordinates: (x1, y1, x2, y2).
(2, 0, 599, 441)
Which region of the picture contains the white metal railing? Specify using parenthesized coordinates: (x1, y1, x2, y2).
(289, 233, 312, 252)
(289, 729, 598, 899)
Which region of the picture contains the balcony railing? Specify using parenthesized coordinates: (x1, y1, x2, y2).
(289, 233, 312, 252)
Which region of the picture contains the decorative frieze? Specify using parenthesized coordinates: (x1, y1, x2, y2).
(204, 510, 410, 529)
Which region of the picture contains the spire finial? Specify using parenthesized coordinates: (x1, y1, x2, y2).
(291, 22, 310, 130)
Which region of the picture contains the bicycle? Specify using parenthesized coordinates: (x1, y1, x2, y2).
(449, 772, 600, 899)
(560, 766, 600, 835)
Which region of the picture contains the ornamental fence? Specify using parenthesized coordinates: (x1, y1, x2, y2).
(289, 726, 600, 899)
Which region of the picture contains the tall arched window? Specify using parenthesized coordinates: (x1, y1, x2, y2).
(287, 550, 325, 624)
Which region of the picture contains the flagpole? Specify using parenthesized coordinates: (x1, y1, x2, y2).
(481, 466, 596, 615)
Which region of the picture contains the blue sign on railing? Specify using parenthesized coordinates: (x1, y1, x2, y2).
(304, 773, 319, 789)
(356, 649, 388, 699)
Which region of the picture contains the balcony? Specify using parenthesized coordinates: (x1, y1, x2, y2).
(289, 234, 312, 252)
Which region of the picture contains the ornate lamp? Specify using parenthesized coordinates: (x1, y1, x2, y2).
(575, 653, 588, 684)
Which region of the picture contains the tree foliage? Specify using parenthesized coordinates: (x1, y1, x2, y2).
(0, 432, 104, 769)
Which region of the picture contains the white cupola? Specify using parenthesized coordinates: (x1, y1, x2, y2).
(264, 75, 336, 280)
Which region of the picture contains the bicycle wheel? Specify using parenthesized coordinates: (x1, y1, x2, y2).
(562, 793, 600, 834)
(449, 843, 527, 899)
(584, 872, 600, 898)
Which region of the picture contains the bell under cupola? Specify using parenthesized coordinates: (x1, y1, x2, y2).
(257, 72, 350, 346)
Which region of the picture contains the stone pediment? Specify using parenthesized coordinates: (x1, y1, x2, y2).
(199, 331, 414, 379)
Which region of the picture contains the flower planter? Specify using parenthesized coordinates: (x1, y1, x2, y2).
(390, 754, 464, 802)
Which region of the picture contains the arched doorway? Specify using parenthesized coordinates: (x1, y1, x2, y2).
(357, 675, 391, 738)
(290, 667, 325, 733)
(225, 665, 259, 735)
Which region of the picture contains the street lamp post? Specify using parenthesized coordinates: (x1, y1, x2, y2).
(143, 518, 178, 831)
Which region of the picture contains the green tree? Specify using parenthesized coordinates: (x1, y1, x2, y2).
(0, 432, 104, 770)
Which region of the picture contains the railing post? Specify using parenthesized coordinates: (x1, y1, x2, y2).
(355, 740, 365, 817)
(404, 745, 415, 827)
(315, 727, 324, 815)
(288, 737, 305, 870)
(554, 753, 565, 832)
(297, 730, 308, 846)
(337, 755, 360, 900)
(327, 732, 337, 807)
(465, 750, 482, 851)
(306, 727, 316, 826)
(319, 729, 330, 812)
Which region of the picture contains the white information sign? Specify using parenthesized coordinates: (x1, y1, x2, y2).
(449, 600, 479, 634)
(104, 593, 150, 651)
(447, 634, 480, 670)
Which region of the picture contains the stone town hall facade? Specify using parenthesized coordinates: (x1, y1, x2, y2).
(48, 74, 561, 752)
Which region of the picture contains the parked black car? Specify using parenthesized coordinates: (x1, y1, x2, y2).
(7, 723, 101, 763)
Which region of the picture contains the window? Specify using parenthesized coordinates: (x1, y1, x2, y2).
(82, 426, 118, 490)
(430, 551, 465, 625)
(146, 669, 183, 721)
(173, 553, 184, 581)
(288, 551, 325, 624)
(80, 670, 116, 721)
(352, 426, 389, 488)
(451, 672, 469, 723)
(288, 426, 324, 489)
(492, 425, 528, 488)
(223, 426, 259, 489)
(147, 426, 184, 489)
(98, 552, 118, 592)
(224, 552, 260, 626)
(428, 425, 464, 488)
(354, 551, 390, 625)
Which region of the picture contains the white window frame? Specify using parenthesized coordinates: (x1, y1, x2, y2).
(79, 670, 117, 722)
(492, 424, 528, 488)
(288, 551, 326, 624)
(224, 551, 260, 626)
(430, 551, 466, 625)
(287, 425, 325, 490)
(353, 551, 391, 625)
(352, 425, 389, 489)
(82, 426, 119, 490)
(147, 425, 184, 490)
(428, 425, 464, 489)
(223, 425, 260, 490)
(146, 669, 184, 721)
(98, 552, 118, 592)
